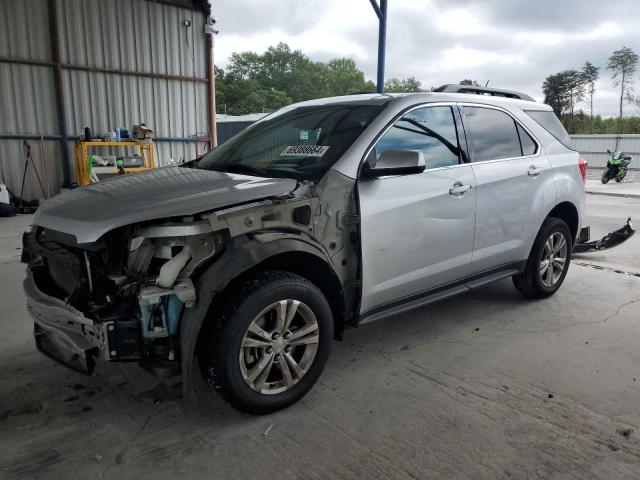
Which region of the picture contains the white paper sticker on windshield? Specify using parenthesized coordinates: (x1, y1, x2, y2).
(280, 145, 330, 157)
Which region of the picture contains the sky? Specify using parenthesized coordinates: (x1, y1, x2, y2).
(212, 0, 640, 117)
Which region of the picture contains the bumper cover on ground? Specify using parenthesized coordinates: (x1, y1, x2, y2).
(574, 218, 635, 254)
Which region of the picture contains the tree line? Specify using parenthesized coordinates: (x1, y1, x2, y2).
(543, 46, 639, 134)
(214, 42, 421, 116)
(215, 42, 640, 134)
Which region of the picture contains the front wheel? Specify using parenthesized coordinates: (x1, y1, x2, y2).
(513, 217, 572, 299)
(198, 271, 333, 414)
(601, 169, 612, 184)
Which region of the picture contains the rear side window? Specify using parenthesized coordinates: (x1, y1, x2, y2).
(464, 107, 522, 161)
(376, 106, 461, 169)
(517, 124, 537, 156)
(524, 110, 575, 150)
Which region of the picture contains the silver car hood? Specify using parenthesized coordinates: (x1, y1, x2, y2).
(33, 167, 298, 244)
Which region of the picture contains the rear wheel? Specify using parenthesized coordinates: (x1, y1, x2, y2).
(198, 271, 333, 414)
(513, 217, 572, 299)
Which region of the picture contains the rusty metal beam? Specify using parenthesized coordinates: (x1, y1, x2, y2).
(149, 0, 208, 13)
(0, 57, 55, 68)
(0, 56, 209, 84)
(48, 0, 72, 184)
(63, 63, 209, 83)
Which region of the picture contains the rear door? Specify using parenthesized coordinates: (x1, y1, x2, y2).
(461, 104, 556, 274)
(358, 104, 477, 315)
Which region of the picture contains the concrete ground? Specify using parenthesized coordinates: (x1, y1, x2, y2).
(1, 195, 640, 480)
(586, 179, 640, 199)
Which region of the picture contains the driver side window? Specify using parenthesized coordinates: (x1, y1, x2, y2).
(376, 106, 461, 169)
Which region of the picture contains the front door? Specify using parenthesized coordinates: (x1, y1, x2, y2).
(358, 105, 477, 315)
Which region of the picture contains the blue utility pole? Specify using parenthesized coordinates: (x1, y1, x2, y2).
(369, 0, 387, 93)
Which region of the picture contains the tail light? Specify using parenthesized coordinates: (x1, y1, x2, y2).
(578, 156, 588, 183)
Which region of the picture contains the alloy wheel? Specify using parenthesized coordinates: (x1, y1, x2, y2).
(239, 300, 320, 395)
(539, 232, 568, 287)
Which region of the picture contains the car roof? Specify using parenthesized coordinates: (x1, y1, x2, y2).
(284, 91, 552, 112)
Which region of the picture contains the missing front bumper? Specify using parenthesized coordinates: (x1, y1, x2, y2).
(574, 218, 635, 254)
(24, 271, 107, 375)
(34, 323, 98, 374)
(24, 271, 164, 376)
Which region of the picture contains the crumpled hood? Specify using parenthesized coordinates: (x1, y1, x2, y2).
(34, 166, 298, 244)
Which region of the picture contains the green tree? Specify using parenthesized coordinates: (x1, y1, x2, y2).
(214, 43, 377, 115)
(607, 46, 639, 136)
(563, 70, 585, 128)
(581, 61, 599, 118)
(542, 70, 586, 132)
(326, 58, 375, 95)
(459, 79, 479, 86)
(543, 73, 568, 117)
(560, 113, 640, 134)
(384, 77, 422, 93)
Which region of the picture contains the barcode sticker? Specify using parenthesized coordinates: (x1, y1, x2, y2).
(280, 145, 330, 157)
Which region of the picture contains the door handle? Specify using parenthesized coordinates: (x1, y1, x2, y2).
(449, 182, 472, 196)
(528, 165, 544, 176)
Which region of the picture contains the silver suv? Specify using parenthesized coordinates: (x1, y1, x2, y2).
(22, 85, 587, 413)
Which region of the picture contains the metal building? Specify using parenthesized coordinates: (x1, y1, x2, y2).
(0, 0, 214, 200)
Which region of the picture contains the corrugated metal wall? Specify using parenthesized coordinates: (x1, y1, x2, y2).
(0, 0, 61, 200)
(571, 135, 640, 169)
(0, 0, 210, 201)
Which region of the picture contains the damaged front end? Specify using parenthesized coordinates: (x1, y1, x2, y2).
(573, 218, 635, 254)
(21, 179, 340, 378)
(22, 217, 223, 376)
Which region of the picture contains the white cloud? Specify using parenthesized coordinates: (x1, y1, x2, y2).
(435, 9, 489, 35)
(216, 1, 375, 62)
(436, 47, 525, 69)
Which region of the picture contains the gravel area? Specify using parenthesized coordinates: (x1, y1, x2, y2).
(587, 167, 640, 183)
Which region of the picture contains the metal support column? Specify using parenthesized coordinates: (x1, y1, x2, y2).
(369, 0, 387, 93)
(207, 33, 217, 149)
(47, 0, 72, 184)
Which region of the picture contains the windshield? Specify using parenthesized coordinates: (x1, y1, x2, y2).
(192, 104, 383, 181)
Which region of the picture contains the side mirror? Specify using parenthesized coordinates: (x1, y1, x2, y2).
(607, 149, 612, 154)
(361, 149, 426, 179)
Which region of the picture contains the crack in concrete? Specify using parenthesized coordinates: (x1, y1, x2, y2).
(575, 262, 640, 278)
(393, 298, 640, 348)
(100, 407, 167, 478)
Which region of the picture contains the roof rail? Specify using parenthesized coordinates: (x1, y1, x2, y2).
(434, 84, 535, 102)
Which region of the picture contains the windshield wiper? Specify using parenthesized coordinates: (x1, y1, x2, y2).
(216, 164, 269, 177)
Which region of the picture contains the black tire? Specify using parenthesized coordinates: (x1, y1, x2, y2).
(513, 217, 572, 299)
(601, 169, 611, 184)
(198, 271, 333, 414)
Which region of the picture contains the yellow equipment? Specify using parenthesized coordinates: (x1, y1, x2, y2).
(74, 141, 156, 186)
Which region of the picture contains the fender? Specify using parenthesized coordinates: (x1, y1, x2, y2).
(179, 232, 339, 392)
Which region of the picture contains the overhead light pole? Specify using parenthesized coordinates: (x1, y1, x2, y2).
(369, 0, 388, 93)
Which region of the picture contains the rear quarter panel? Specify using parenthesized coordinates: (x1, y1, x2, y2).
(530, 126, 585, 243)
